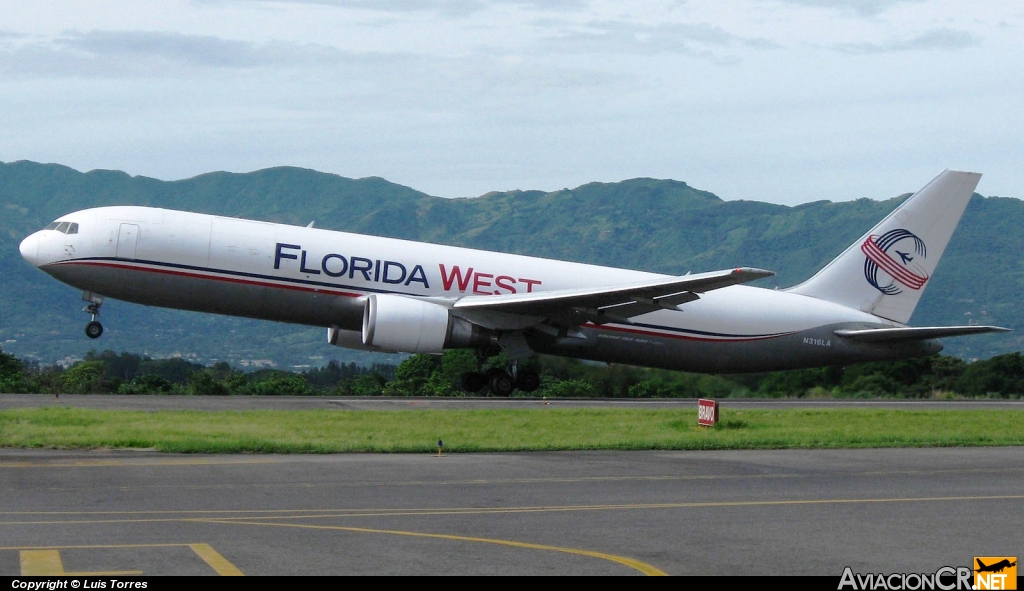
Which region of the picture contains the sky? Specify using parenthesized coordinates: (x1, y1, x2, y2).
(0, 0, 1021, 205)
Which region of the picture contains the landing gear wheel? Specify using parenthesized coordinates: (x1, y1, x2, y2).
(487, 368, 515, 397)
(81, 291, 105, 339)
(516, 369, 541, 393)
(461, 371, 487, 394)
(85, 321, 103, 339)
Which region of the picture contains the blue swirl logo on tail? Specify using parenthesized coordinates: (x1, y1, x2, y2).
(861, 229, 928, 295)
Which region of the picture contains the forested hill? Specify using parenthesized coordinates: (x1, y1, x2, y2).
(1, 160, 1020, 367)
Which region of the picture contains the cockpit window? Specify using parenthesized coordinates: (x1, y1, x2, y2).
(43, 221, 80, 234)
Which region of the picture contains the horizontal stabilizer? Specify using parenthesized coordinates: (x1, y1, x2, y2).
(453, 267, 774, 319)
(834, 325, 1010, 343)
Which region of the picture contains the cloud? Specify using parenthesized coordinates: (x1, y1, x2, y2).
(200, 0, 474, 11)
(776, 0, 928, 18)
(62, 30, 276, 68)
(495, 0, 588, 9)
(890, 28, 981, 50)
(834, 27, 981, 53)
(538, 20, 779, 59)
(0, 30, 345, 78)
(198, 0, 587, 18)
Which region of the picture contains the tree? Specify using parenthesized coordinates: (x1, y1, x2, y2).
(85, 350, 143, 382)
(61, 361, 107, 394)
(117, 374, 175, 394)
(957, 353, 1024, 397)
(342, 372, 387, 396)
(540, 378, 594, 397)
(247, 372, 312, 396)
(187, 370, 229, 396)
(0, 348, 29, 393)
(385, 354, 442, 395)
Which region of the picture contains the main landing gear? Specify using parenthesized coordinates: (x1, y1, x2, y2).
(82, 291, 104, 339)
(461, 355, 541, 397)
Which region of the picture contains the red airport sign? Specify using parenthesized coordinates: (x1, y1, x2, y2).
(698, 398, 719, 427)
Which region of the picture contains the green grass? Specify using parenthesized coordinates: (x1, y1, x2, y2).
(1, 407, 1022, 453)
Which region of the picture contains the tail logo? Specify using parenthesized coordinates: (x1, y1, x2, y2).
(861, 229, 929, 295)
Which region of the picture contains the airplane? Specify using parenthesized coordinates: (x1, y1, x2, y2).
(18, 169, 1009, 395)
(976, 558, 1016, 573)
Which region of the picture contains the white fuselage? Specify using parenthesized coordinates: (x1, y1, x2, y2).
(20, 206, 937, 372)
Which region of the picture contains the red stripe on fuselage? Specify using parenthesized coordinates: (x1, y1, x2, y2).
(53, 260, 364, 298)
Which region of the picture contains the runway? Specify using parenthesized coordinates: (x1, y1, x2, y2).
(1, 446, 1021, 576)
(3, 393, 1024, 411)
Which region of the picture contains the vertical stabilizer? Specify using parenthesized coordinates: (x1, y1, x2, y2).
(788, 170, 981, 324)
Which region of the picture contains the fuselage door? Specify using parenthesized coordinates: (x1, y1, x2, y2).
(116, 223, 140, 260)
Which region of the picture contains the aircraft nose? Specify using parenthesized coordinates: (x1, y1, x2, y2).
(19, 233, 39, 266)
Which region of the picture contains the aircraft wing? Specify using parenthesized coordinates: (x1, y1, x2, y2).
(453, 267, 774, 324)
(835, 325, 1011, 343)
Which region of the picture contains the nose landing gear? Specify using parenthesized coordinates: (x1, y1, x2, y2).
(85, 320, 103, 339)
(82, 291, 104, 339)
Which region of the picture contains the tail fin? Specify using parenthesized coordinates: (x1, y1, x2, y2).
(788, 169, 981, 324)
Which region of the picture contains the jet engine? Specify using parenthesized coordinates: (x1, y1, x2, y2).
(360, 293, 494, 354)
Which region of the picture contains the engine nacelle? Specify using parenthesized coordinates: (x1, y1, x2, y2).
(328, 326, 378, 351)
(361, 293, 493, 354)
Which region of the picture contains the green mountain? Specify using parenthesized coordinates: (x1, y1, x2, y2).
(1, 160, 1019, 368)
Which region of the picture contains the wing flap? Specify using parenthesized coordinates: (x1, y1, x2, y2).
(452, 267, 774, 319)
(834, 325, 1011, 343)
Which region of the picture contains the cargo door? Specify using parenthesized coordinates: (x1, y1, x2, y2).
(116, 223, 139, 259)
